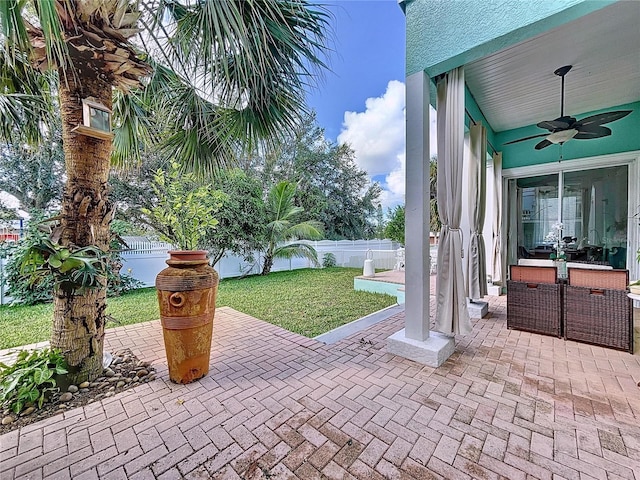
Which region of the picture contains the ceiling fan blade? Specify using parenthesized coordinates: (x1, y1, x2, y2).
(574, 110, 632, 128)
(537, 116, 575, 131)
(534, 139, 553, 150)
(574, 125, 611, 139)
(503, 133, 549, 145)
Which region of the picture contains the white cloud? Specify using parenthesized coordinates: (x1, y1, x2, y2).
(338, 80, 405, 177)
(338, 80, 438, 212)
(379, 152, 405, 210)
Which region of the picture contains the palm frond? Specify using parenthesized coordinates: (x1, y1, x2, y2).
(272, 242, 319, 266)
(283, 220, 323, 241)
(142, 0, 331, 159)
(0, 46, 55, 144)
(268, 180, 297, 220)
(0, 0, 31, 60)
(32, 0, 71, 71)
(111, 89, 157, 169)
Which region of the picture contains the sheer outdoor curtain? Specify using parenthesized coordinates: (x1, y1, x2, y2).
(492, 152, 503, 284)
(466, 123, 487, 300)
(435, 67, 471, 336)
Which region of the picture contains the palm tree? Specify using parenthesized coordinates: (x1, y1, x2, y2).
(261, 181, 323, 275)
(1, 0, 330, 382)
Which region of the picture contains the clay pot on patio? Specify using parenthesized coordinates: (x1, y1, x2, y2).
(156, 250, 219, 384)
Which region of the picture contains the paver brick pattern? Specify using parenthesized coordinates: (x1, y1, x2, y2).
(1, 291, 640, 479)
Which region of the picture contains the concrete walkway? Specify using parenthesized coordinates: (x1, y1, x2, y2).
(2, 296, 640, 479)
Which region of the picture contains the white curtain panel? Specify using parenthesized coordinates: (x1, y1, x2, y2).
(435, 67, 471, 336)
(491, 152, 503, 283)
(467, 124, 487, 300)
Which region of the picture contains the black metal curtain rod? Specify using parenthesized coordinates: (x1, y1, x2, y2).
(465, 108, 498, 156)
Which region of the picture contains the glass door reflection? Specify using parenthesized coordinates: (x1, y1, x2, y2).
(562, 165, 628, 268)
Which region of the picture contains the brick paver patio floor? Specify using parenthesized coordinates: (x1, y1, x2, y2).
(2, 293, 640, 479)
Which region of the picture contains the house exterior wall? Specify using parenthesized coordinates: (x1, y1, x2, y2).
(403, 0, 616, 78)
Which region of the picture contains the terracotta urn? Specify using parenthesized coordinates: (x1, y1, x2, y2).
(155, 250, 219, 383)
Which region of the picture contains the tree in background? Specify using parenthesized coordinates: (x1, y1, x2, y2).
(0, 118, 64, 212)
(242, 114, 382, 240)
(1, 0, 330, 382)
(261, 181, 323, 275)
(385, 205, 405, 245)
(202, 170, 267, 267)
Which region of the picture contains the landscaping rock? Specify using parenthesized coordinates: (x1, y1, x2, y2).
(59, 392, 73, 402)
(136, 369, 148, 377)
(0, 348, 156, 434)
(68, 385, 79, 393)
(21, 407, 36, 416)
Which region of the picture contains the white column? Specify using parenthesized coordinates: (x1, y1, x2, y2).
(387, 71, 454, 367)
(404, 71, 431, 341)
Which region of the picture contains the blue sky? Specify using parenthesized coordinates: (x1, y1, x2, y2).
(306, 1, 406, 141)
(305, 0, 436, 210)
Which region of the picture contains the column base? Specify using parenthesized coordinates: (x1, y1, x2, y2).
(386, 329, 455, 367)
(467, 299, 488, 318)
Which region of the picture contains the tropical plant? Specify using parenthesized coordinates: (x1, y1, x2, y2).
(20, 238, 107, 293)
(140, 162, 225, 251)
(322, 252, 337, 268)
(4, 216, 140, 305)
(261, 181, 323, 275)
(0, 0, 330, 382)
(0, 348, 68, 414)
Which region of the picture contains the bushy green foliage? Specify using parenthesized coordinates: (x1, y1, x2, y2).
(140, 162, 225, 250)
(0, 348, 68, 413)
(203, 169, 266, 266)
(3, 216, 141, 305)
(3, 218, 56, 305)
(21, 238, 107, 293)
(384, 205, 405, 245)
(322, 252, 337, 268)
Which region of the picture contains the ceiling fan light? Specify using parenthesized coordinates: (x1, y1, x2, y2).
(548, 129, 578, 144)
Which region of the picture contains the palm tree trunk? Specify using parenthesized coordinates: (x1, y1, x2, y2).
(261, 254, 274, 275)
(51, 74, 113, 383)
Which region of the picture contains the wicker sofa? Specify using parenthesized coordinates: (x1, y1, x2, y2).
(564, 268, 633, 352)
(507, 265, 562, 337)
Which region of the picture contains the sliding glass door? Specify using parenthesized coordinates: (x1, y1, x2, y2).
(514, 165, 628, 268)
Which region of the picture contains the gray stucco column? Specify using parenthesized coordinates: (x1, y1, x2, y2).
(386, 71, 455, 367)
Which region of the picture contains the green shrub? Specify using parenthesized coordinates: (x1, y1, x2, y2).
(322, 252, 337, 268)
(0, 348, 68, 413)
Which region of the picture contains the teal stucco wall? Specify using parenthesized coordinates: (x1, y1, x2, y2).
(496, 101, 640, 169)
(404, 0, 615, 78)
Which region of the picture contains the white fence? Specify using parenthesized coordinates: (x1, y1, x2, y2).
(0, 239, 403, 303)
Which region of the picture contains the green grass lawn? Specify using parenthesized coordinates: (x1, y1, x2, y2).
(0, 268, 396, 349)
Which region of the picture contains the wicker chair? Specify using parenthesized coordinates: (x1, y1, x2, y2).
(564, 268, 633, 352)
(507, 265, 562, 337)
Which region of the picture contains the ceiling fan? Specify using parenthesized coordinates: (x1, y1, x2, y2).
(504, 65, 632, 150)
